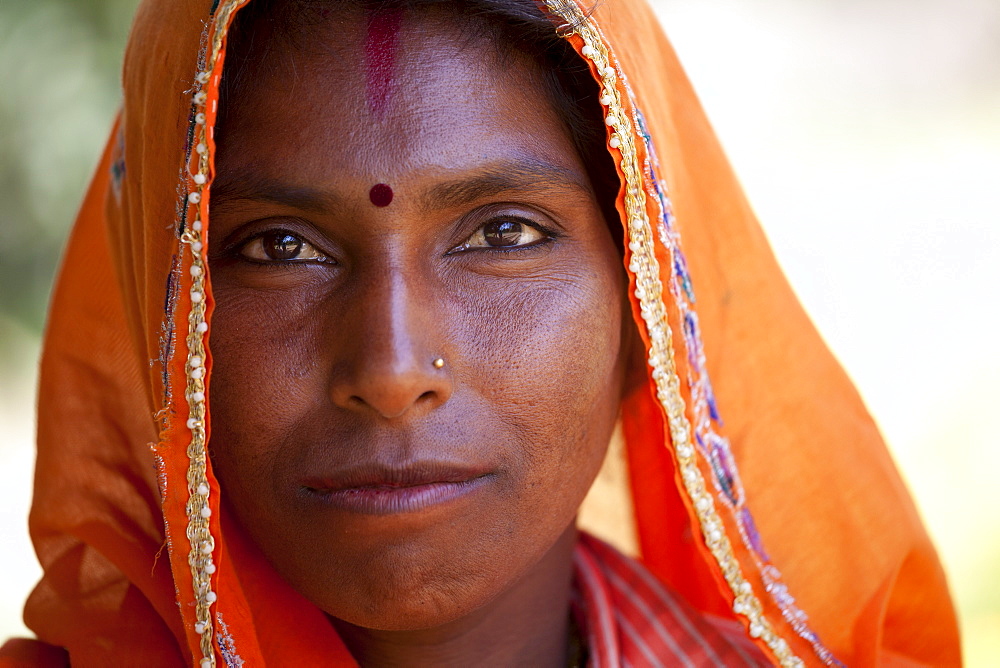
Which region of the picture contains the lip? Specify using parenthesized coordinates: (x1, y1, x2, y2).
(301, 462, 493, 515)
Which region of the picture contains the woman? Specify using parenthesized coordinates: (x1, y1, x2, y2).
(0, 0, 959, 665)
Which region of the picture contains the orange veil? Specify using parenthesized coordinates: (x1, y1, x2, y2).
(1, 0, 959, 665)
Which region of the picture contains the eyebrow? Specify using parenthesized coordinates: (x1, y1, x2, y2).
(421, 159, 593, 210)
(211, 168, 336, 214)
(209, 158, 593, 213)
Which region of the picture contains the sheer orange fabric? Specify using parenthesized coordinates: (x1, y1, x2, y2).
(1, 0, 959, 665)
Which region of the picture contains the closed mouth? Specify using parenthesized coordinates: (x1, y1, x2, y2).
(301, 462, 493, 515)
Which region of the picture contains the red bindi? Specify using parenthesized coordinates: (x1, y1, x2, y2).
(369, 183, 394, 207)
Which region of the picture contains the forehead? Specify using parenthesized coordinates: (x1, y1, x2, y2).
(216, 8, 578, 184)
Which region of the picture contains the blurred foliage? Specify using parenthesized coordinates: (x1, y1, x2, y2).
(0, 0, 139, 334)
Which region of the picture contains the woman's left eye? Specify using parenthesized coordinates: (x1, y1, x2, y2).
(239, 230, 329, 263)
(454, 218, 549, 252)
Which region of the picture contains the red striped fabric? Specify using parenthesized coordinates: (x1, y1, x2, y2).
(574, 533, 771, 667)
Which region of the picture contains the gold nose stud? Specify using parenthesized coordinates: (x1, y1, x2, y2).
(432, 357, 445, 369)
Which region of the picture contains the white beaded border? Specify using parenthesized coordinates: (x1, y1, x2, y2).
(638, 104, 840, 666)
(180, 1, 248, 666)
(543, 0, 804, 664)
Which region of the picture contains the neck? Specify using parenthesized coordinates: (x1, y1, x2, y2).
(331, 526, 578, 667)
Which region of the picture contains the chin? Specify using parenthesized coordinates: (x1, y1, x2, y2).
(258, 518, 516, 631)
(326, 589, 486, 633)
(313, 555, 503, 632)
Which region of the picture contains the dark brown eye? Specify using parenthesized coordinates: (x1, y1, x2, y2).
(239, 230, 328, 263)
(483, 220, 524, 247)
(451, 216, 548, 253)
(264, 232, 303, 260)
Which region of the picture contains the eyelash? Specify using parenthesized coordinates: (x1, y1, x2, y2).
(216, 226, 329, 270)
(448, 216, 559, 255)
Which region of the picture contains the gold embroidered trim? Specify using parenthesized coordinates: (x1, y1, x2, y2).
(541, 0, 802, 664)
(181, 1, 248, 666)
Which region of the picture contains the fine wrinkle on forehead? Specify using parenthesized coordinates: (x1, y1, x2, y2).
(364, 8, 404, 117)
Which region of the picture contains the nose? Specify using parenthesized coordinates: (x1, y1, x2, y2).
(329, 267, 452, 420)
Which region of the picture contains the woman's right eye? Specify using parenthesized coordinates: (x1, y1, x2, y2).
(238, 230, 329, 263)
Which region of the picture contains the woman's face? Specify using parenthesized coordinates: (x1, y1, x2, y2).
(209, 10, 629, 631)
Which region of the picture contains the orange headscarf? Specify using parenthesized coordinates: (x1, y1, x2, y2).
(1, 0, 959, 665)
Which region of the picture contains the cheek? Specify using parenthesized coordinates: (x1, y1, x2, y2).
(206, 284, 327, 495)
(456, 264, 626, 495)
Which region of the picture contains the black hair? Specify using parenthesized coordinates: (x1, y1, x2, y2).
(218, 0, 621, 247)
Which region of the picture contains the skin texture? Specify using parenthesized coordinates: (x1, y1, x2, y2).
(208, 9, 631, 666)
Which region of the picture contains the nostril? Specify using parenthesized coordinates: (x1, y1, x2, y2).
(331, 355, 453, 418)
(342, 389, 440, 419)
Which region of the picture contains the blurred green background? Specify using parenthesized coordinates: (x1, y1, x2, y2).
(0, 0, 136, 332)
(1, 0, 997, 663)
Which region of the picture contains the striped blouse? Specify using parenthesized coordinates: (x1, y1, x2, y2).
(574, 533, 770, 667)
